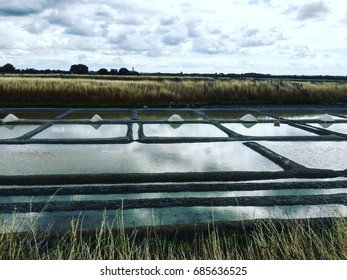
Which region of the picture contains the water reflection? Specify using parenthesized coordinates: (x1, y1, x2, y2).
(277, 113, 345, 120)
(0, 125, 39, 139)
(202, 111, 273, 120)
(2, 204, 347, 232)
(143, 124, 228, 137)
(309, 123, 347, 134)
(261, 141, 347, 171)
(0, 142, 282, 175)
(32, 124, 128, 139)
(222, 123, 315, 136)
(2, 188, 347, 204)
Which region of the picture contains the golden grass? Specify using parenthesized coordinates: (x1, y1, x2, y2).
(1, 77, 347, 106)
(1, 215, 347, 260)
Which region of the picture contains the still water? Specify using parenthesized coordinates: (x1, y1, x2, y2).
(143, 123, 228, 137)
(0, 125, 40, 139)
(309, 123, 347, 135)
(2, 204, 347, 232)
(32, 124, 128, 139)
(261, 141, 347, 171)
(222, 123, 316, 137)
(0, 142, 282, 175)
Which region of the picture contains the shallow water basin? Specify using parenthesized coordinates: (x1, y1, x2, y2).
(309, 123, 347, 134)
(2, 204, 347, 232)
(221, 123, 316, 136)
(261, 141, 347, 171)
(32, 124, 128, 139)
(143, 123, 228, 137)
(0, 125, 40, 139)
(0, 142, 282, 175)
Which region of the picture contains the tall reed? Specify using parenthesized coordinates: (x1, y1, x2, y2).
(1, 77, 346, 106)
(1, 214, 346, 260)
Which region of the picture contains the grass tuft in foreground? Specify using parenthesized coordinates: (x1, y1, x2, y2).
(1, 215, 347, 260)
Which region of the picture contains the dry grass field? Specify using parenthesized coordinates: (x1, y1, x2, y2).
(1, 75, 347, 107)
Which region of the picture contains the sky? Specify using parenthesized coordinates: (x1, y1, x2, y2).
(0, 0, 346, 75)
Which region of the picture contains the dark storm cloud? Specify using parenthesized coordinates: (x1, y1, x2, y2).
(296, 1, 330, 21)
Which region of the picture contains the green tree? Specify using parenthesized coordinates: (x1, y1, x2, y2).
(0, 63, 16, 73)
(70, 64, 89, 74)
(118, 67, 130, 75)
(97, 68, 109, 75)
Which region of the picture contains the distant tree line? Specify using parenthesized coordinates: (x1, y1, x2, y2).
(0, 63, 139, 76)
(1, 63, 346, 81)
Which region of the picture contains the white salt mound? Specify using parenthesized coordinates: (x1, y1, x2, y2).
(168, 114, 184, 122)
(90, 114, 103, 122)
(2, 114, 19, 123)
(318, 114, 334, 122)
(240, 114, 257, 122)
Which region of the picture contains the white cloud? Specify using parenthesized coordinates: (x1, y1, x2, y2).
(296, 1, 330, 21)
(0, 0, 346, 74)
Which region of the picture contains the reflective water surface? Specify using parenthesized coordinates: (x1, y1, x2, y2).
(2, 204, 347, 232)
(277, 113, 345, 120)
(1, 107, 347, 231)
(143, 123, 228, 137)
(0, 142, 282, 175)
(309, 123, 347, 135)
(0, 125, 39, 139)
(261, 141, 347, 171)
(222, 123, 316, 136)
(202, 111, 273, 120)
(1, 188, 346, 204)
(32, 124, 128, 139)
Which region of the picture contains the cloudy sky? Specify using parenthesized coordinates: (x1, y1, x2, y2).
(0, 0, 346, 74)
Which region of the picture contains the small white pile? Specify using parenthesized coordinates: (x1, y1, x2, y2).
(168, 114, 184, 129)
(168, 114, 184, 122)
(2, 114, 20, 123)
(90, 114, 103, 122)
(240, 114, 257, 122)
(317, 114, 334, 122)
